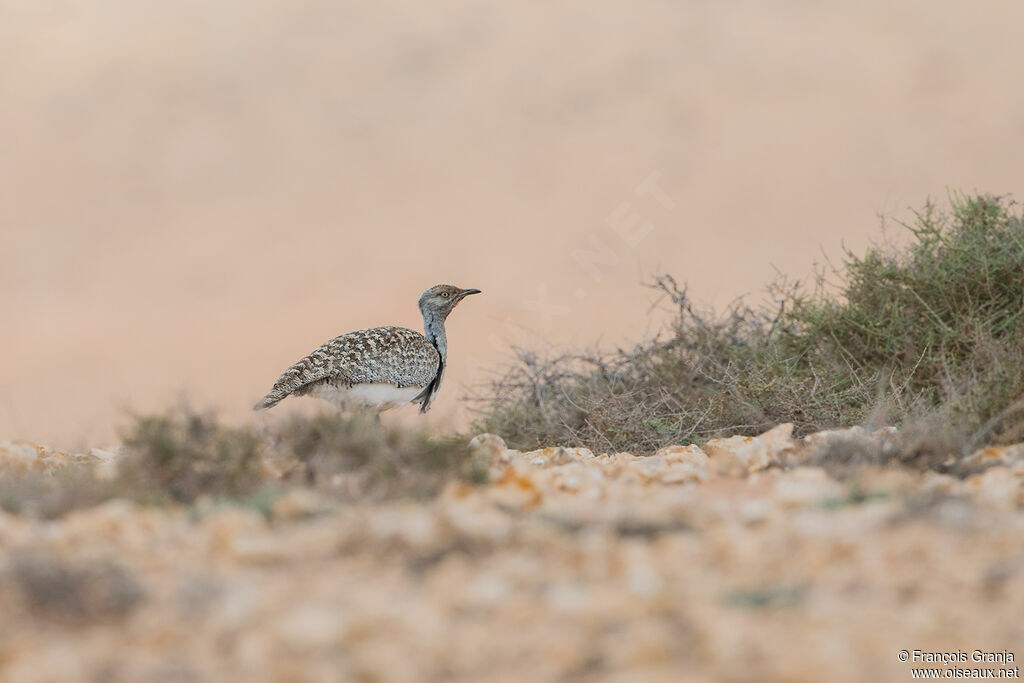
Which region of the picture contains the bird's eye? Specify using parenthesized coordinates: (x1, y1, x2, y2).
(440, 292, 450, 298)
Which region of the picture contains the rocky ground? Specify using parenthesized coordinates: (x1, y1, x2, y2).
(1, 426, 1023, 682)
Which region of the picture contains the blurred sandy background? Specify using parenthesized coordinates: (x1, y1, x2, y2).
(2, 0, 1022, 448)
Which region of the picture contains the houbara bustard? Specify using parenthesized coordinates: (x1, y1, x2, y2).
(254, 284, 481, 413)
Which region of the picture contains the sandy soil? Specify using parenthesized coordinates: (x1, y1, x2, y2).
(3, 1, 1024, 446)
(1, 427, 1021, 682)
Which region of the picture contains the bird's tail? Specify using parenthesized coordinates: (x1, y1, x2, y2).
(253, 393, 282, 411)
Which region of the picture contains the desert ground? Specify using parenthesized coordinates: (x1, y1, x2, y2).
(1, 426, 1022, 682)
(4, 3, 1024, 681)
(3, 0, 1024, 446)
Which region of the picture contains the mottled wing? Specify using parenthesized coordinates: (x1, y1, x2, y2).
(334, 327, 440, 387)
(254, 326, 439, 410)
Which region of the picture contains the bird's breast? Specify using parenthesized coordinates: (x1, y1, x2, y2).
(308, 382, 423, 412)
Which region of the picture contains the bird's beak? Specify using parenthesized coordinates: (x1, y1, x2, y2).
(459, 288, 482, 298)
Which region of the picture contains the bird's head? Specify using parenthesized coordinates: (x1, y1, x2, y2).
(418, 284, 482, 319)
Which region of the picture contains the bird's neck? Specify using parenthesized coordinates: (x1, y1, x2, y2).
(422, 310, 448, 360)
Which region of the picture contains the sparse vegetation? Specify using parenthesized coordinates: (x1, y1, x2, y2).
(477, 194, 1024, 464)
(271, 412, 486, 499)
(0, 410, 480, 519)
(120, 411, 267, 505)
(3, 194, 1022, 521)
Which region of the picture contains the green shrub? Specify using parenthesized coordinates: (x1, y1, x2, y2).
(477, 194, 1024, 459)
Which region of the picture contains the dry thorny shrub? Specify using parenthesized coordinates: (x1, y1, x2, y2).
(476, 194, 1024, 465)
(4, 196, 1022, 521)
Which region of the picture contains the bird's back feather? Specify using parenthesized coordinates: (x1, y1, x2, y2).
(254, 326, 440, 410)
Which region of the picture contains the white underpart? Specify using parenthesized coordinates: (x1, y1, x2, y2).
(308, 383, 423, 412)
